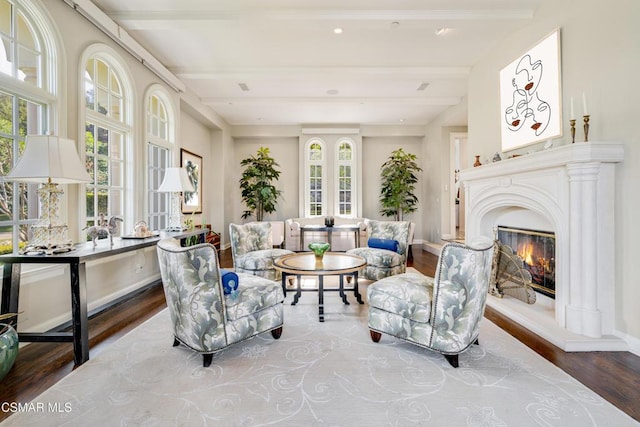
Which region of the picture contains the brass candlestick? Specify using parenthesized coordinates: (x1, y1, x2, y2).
(583, 115, 590, 142)
(570, 119, 576, 144)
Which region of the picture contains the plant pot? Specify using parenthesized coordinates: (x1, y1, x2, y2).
(0, 323, 18, 381)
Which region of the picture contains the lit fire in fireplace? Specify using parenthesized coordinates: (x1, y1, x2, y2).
(498, 226, 556, 298)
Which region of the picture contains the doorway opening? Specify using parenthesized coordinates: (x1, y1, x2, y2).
(449, 133, 467, 242)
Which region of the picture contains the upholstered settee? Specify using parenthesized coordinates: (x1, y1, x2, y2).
(284, 217, 367, 252)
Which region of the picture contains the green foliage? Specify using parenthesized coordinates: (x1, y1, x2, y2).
(379, 148, 423, 221)
(239, 147, 282, 221)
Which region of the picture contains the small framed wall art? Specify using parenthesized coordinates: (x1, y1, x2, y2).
(180, 149, 202, 214)
(499, 29, 562, 152)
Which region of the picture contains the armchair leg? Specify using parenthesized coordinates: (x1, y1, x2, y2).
(271, 326, 283, 339)
(370, 330, 382, 342)
(444, 354, 459, 368)
(172, 338, 180, 347)
(203, 354, 213, 367)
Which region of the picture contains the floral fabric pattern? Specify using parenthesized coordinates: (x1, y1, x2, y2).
(367, 241, 495, 356)
(235, 248, 292, 281)
(157, 238, 284, 355)
(346, 219, 411, 280)
(230, 222, 293, 280)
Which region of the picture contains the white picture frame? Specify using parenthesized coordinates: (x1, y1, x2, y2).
(500, 29, 562, 152)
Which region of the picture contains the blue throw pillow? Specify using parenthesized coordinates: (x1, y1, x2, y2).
(220, 269, 239, 298)
(368, 238, 400, 253)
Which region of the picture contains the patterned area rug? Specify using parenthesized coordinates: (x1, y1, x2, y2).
(3, 274, 636, 426)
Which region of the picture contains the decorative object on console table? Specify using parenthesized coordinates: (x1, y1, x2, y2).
(239, 146, 283, 221)
(4, 135, 92, 254)
(180, 149, 203, 214)
(83, 214, 123, 247)
(324, 216, 334, 227)
(157, 167, 195, 231)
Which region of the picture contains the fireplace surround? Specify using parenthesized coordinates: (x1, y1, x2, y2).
(460, 142, 626, 351)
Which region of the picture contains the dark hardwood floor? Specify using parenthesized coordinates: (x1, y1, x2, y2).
(1, 246, 638, 423)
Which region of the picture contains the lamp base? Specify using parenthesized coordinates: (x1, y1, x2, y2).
(20, 224, 74, 255)
(166, 191, 184, 231)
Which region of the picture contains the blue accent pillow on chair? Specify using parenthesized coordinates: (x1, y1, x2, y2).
(220, 269, 239, 297)
(368, 238, 400, 253)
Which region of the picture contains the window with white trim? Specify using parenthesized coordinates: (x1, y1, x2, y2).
(336, 139, 354, 216)
(84, 55, 129, 230)
(306, 140, 325, 216)
(0, 0, 51, 254)
(303, 137, 358, 218)
(146, 91, 173, 230)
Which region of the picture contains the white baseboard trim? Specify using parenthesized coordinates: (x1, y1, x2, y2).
(614, 329, 640, 357)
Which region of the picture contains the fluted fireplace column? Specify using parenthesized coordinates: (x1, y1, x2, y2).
(566, 162, 602, 338)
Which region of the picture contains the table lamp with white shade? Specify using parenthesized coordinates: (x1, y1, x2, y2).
(5, 135, 92, 254)
(157, 167, 195, 231)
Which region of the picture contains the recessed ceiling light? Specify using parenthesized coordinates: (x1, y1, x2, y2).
(416, 82, 430, 91)
(390, 21, 400, 30)
(238, 83, 250, 91)
(399, 118, 405, 123)
(333, 27, 343, 35)
(326, 89, 339, 95)
(435, 27, 447, 36)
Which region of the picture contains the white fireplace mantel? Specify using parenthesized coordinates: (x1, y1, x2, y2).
(460, 142, 626, 351)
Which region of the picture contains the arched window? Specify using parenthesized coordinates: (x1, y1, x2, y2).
(0, 0, 54, 254)
(335, 139, 355, 216)
(305, 139, 326, 216)
(145, 88, 175, 230)
(82, 49, 131, 232)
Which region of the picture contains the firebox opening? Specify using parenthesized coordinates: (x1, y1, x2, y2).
(497, 226, 556, 299)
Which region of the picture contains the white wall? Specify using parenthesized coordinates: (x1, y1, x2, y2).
(231, 137, 300, 224)
(421, 99, 468, 244)
(466, 0, 640, 348)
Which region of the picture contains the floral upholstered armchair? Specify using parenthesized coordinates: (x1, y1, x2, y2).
(346, 219, 413, 281)
(229, 222, 293, 281)
(367, 238, 496, 367)
(157, 238, 284, 367)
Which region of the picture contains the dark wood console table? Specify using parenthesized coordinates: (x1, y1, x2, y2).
(299, 224, 361, 251)
(0, 229, 206, 366)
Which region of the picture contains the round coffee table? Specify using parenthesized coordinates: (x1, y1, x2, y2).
(274, 252, 366, 322)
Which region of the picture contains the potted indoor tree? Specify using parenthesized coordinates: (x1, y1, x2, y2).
(379, 148, 423, 221)
(239, 147, 283, 221)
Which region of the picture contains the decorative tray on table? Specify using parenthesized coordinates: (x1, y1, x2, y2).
(121, 231, 159, 239)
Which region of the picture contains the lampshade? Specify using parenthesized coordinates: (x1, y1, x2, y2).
(5, 135, 92, 184)
(157, 167, 195, 193)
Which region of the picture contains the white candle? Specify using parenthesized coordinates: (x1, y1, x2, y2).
(582, 92, 588, 116)
(570, 97, 574, 119)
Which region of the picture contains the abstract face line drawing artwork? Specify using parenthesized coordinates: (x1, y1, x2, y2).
(180, 149, 202, 214)
(500, 29, 562, 151)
